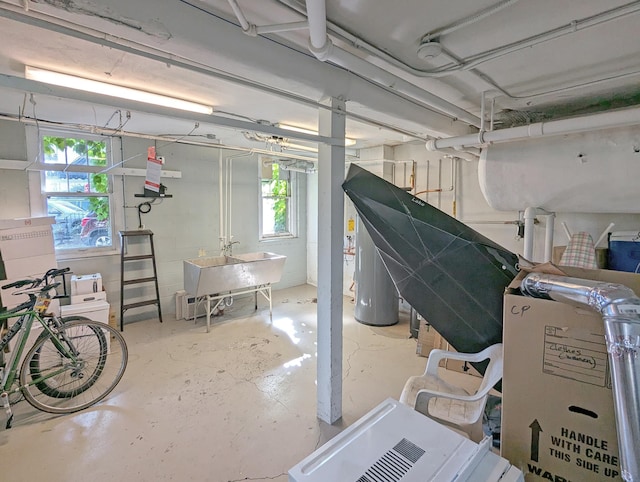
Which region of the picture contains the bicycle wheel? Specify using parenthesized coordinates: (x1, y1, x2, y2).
(30, 316, 108, 398)
(20, 320, 128, 414)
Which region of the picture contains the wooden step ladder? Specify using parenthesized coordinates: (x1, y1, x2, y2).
(119, 230, 163, 330)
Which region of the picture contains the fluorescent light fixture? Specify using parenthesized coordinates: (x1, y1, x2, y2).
(282, 142, 318, 153)
(278, 123, 357, 146)
(25, 66, 213, 115)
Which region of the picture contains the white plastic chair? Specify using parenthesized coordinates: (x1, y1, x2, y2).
(399, 343, 503, 442)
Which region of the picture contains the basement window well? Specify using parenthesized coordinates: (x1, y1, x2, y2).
(38, 132, 115, 253)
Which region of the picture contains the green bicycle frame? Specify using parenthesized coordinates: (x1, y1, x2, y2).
(0, 307, 78, 396)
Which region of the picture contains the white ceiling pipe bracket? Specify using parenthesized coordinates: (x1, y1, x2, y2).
(427, 106, 640, 151)
(303, 0, 481, 127)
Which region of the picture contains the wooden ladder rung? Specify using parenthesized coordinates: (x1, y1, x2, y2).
(123, 299, 159, 310)
(123, 277, 157, 285)
(123, 254, 154, 261)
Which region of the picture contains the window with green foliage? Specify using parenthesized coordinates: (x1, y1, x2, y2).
(260, 163, 296, 238)
(41, 134, 113, 250)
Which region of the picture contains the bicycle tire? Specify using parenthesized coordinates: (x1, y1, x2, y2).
(29, 316, 106, 398)
(20, 320, 127, 414)
(29, 316, 108, 398)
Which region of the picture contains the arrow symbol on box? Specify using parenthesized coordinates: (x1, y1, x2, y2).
(530, 419, 543, 462)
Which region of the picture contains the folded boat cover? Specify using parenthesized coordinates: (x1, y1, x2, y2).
(343, 163, 519, 359)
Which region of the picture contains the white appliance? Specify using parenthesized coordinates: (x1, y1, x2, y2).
(289, 399, 523, 482)
(175, 290, 206, 320)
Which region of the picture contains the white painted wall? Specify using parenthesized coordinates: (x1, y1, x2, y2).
(0, 120, 308, 320)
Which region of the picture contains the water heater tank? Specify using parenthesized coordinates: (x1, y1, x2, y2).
(479, 125, 640, 213)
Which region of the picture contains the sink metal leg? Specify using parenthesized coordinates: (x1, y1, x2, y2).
(206, 295, 211, 333)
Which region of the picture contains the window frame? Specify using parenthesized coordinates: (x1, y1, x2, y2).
(258, 160, 298, 240)
(27, 126, 122, 259)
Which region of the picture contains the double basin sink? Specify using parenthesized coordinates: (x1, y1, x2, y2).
(184, 252, 286, 297)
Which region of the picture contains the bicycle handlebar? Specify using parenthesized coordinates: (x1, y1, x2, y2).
(45, 267, 70, 279)
(1, 279, 35, 290)
(1, 267, 70, 291)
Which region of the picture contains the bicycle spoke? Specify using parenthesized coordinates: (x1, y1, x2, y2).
(19, 320, 127, 414)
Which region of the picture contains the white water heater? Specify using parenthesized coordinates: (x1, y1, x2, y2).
(289, 399, 523, 482)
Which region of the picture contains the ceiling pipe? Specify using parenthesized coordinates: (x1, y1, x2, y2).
(303, 0, 481, 127)
(426, 106, 640, 151)
(227, 0, 253, 33)
(423, 0, 522, 41)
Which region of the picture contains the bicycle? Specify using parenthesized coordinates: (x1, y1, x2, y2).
(0, 267, 128, 429)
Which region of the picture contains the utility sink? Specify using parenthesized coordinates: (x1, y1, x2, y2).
(183, 252, 286, 297)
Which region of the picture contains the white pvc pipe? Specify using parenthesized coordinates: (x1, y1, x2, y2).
(219, 149, 225, 253)
(523, 207, 536, 261)
(427, 106, 640, 151)
(227, 0, 252, 32)
(544, 213, 555, 263)
(303, 0, 481, 127)
(425, 0, 522, 39)
(256, 21, 308, 35)
(306, 0, 328, 50)
(561, 222, 572, 241)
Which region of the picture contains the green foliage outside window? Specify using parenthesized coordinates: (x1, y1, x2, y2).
(43, 136, 109, 221)
(270, 164, 289, 233)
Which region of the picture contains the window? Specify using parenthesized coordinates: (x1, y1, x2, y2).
(260, 162, 297, 238)
(40, 133, 113, 251)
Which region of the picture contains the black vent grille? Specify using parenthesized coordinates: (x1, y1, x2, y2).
(393, 438, 425, 464)
(356, 438, 425, 482)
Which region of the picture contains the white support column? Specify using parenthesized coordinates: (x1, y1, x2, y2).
(317, 97, 346, 423)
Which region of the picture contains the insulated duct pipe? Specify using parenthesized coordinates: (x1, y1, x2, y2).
(426, 106, 640, 151)
(303, 0, 481, 127)
(521, 273, 640, 482)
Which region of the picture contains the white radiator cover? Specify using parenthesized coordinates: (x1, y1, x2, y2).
(479, 125, 640, 213)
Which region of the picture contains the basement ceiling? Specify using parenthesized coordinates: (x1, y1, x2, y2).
(0, 0, 638, 152)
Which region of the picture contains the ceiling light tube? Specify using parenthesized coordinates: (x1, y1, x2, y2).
(25, 66, 213, 115)
(278, 123, 356, 146)
(282, 142, 318, 153)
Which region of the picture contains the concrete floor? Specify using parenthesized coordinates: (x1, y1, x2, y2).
(0, 284, 480, 481)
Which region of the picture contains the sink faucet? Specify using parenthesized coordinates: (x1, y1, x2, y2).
(221, 240, 240, 256)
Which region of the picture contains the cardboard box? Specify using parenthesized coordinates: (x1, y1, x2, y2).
(416, 319, 444, 357)
(0, 216, 56, 230)
(2, 254, 57, 280)
(0, 224, 55, 260)
(501, 267, 635, 482)
(71, 274, 103, 296)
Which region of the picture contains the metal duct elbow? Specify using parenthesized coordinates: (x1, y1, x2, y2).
(521, 273, 637, 313)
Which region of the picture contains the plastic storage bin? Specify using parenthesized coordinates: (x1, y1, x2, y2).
(608, 232, 640, 273)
